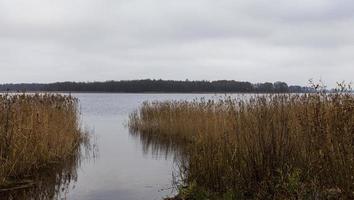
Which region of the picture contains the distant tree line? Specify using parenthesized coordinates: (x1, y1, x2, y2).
(0, 79, 313, 93)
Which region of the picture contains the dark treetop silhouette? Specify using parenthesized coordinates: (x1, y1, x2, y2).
(0, 79, 312, 93)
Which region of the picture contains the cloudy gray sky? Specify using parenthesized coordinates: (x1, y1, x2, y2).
(0, 0, 353, 86)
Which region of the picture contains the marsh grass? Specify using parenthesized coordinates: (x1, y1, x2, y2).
(0, 93, 88, 189)
(129, 93, 354, 199)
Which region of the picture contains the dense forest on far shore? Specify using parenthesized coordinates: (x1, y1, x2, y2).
(0, 79, 313, 93)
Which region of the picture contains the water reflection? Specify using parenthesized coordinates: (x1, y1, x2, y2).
(129, 130, 180, 160)
(0, 137, 95, 200)
(129, 128, 187, 194)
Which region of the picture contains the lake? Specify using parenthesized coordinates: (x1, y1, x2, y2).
(2, 92, 350, 200)
(59, 93, 238, 200)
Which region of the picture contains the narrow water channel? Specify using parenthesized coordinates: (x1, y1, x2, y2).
(64, 93, 226, 200)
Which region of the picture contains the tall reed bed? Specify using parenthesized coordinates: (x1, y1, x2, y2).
(129, 93, 354, 199)
(0, 93, 87, 188)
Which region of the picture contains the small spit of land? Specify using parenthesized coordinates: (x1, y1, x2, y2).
(129, 92, 354, 199)
(0, 94, 89, 199)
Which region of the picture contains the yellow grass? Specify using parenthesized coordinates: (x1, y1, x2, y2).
(0, 93, 87, 187)
(129, 93, 354, 199)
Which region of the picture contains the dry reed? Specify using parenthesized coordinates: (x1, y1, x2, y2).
(0, 93, 87, 188)
(129, 93, 354, 199)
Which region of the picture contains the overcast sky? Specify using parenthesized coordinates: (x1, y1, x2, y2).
(0, 0, 353, 86)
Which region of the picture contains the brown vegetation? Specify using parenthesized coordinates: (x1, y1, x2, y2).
(129, 92, 354, 199)
(0, 93, 87, 189)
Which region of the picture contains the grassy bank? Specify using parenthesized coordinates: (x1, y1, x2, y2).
(0, 93, 87, 188)
(129, 93, 354, 199)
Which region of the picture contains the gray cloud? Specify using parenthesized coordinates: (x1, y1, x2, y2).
(0, 0, 353, 87)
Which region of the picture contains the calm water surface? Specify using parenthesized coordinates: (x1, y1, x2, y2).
(61, 93, 238, 200)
